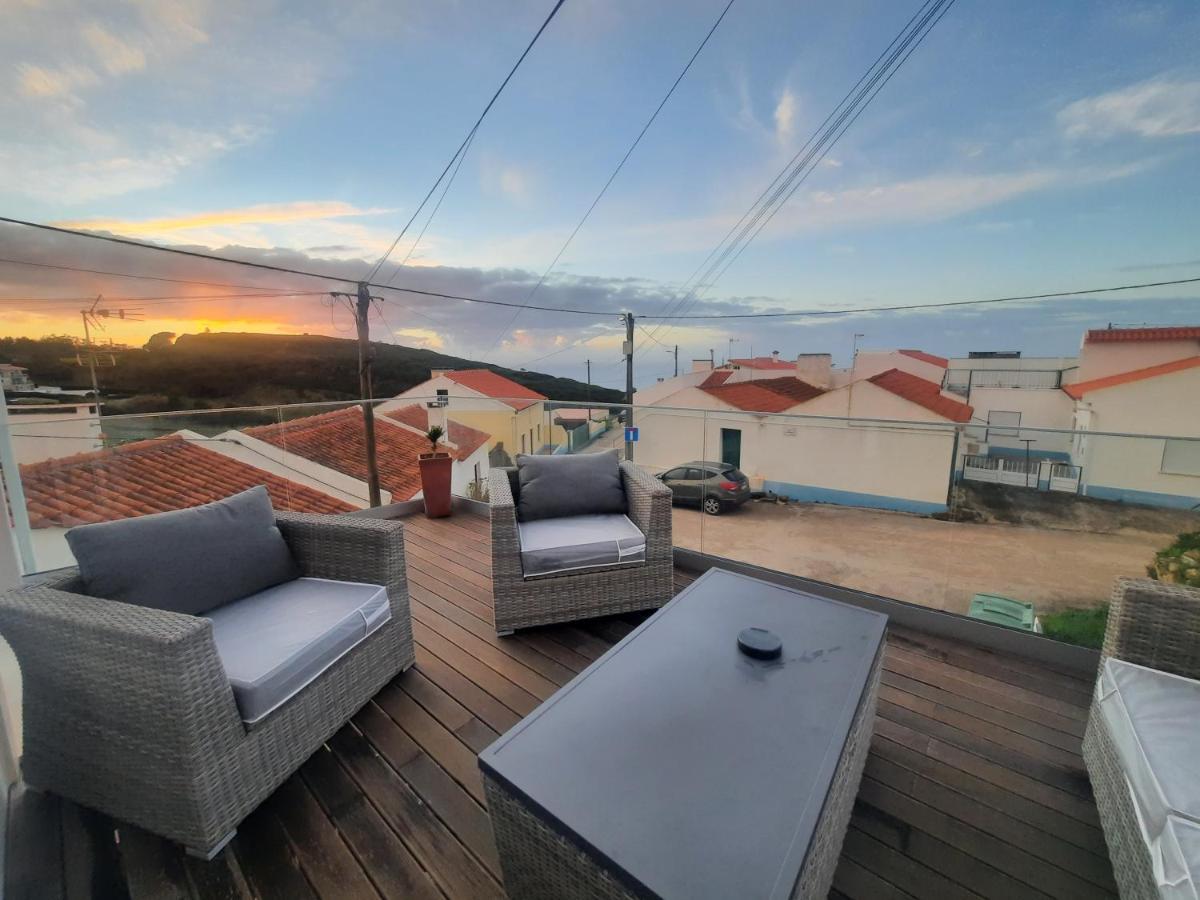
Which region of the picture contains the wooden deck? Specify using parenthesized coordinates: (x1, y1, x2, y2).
(7, 512, 1116, 899)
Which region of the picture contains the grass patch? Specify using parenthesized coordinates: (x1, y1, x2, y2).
(1040, 604, 1108, 649)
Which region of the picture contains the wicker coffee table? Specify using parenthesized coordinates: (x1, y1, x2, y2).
(479, 568, 887, 899)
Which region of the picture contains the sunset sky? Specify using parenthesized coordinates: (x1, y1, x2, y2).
(2, 0, 1198, 387)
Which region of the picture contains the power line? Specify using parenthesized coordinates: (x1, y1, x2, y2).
(649, 275, 1200, 319)
(0, 217, 360, 287)
(0, 256, 322, 293)
(638, 0, 955, 351)
(485, 0, 739, 353)
(366, 0, 569, 285)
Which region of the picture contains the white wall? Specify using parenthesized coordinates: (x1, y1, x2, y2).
(965, 387, 1075, 456)
(1076, 367, 1200, 504)
(634, 401, 955, 511)
(1077, 339, 1199, 382)
(7, 405, 102, 464)
(800, 380, 950, 424)
(852, 350, 945, 384)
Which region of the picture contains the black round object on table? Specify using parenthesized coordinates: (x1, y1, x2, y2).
(737, 627, 783, 660)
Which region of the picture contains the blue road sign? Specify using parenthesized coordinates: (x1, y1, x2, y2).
(624, 426, 639, 442)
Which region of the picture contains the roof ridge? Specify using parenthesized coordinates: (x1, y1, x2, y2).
(1064, 354, 1200, 398)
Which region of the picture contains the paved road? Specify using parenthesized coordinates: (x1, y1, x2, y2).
(671, 499, 1169, 615)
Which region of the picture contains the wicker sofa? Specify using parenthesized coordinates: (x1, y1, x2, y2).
(489, 460, 674, 634)
(1082, 577, 1200, 900)
(0, 511, 414, 859)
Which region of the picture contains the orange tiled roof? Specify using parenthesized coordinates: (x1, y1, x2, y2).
(699, 369, 733, 388)
(1085, 326, 1200, 344)
(247, 406, 432, 500)
(443, 369, 546, 410)
(1064, 355, 1200, 399)
(729, 356, 796, 371)
(384, 404, 490, 460)
(898, 349, 949, 368)
(699, 376, 825, 413)
(19, 436, 353, 529)
(867, 369, 974, 422)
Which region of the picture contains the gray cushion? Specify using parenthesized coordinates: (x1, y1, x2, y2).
(66, 485, 299, 616)
(516, 450, 626, 521)
(517, 513, 646, 578)
(206, 577, 391, 724)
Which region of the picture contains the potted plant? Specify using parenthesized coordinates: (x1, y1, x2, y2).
(418, 425, 453, 518)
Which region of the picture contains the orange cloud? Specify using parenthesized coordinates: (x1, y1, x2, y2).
(54, 201, 391, 236)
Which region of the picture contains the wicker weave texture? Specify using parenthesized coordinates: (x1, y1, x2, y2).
(489, 461, 674, 634)
(0, 511, 414, 857)
(1082, 578, 1200, 900)
(484, 639, 884, 899)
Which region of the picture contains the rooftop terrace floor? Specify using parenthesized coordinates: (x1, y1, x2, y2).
(7, 512, 1115, 899)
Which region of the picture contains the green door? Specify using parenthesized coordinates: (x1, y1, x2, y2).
(720, 428, 741, 469)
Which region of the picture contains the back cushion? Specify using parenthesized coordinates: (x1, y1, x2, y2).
(66, 486, 300, 615)
(516, 450, 626, 521)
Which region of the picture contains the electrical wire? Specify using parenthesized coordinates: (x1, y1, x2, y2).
(366, 0, 569, 284)
(485, 0, 740, 354)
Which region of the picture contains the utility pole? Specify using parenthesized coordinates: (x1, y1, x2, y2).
(354, 283, 382, 507)
(671, 345, 678, 377)
(81, 297, 102, 402)
(726, 337, 740, 365)
(623, 312, 635, 461)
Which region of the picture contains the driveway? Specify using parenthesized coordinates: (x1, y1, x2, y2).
(672, 500, 1170, 615)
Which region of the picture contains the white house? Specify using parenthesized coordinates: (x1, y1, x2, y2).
(4, 399, 103, 465)
(634, 351, 972, 514)
(0, 365, 34, 391)
(382, 368, 548, 460)
(1065, 327, 1200, 509)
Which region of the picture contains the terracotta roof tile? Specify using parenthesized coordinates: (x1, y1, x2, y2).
(699, 376, 825, 413)
(1064, 355, 1200, 399)
(443, 369, 546, 410)
(729, 356, 795, 371)
(698, 370, 733, 388)
(1085, 327, 1200, 344)
(867, 369, 973, 422)
(18, 437, 354, 529)
(898, 349, 949, 368)
(384, 404, 490, 460)
(247, 406, 432, 500)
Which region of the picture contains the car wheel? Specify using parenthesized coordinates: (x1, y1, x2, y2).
(703, 496, 722, 516)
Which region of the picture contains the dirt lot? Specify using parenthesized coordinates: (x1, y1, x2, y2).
(672, 499, 1186, 615)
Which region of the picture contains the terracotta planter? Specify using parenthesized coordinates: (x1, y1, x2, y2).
(418, 452, 453, 518)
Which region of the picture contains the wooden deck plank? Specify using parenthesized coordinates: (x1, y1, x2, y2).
(10, 512, 1114, 900)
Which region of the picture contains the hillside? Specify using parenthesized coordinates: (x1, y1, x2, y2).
(0, 332, 624, 412)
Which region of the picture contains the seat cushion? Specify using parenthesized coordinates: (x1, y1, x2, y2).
(1160, 816, 1200, 900)
(206, 577, 391, 724)
(66, 485, 299, 616)
(517, 513, 645, 579)
(1097, 657, 1200, 883)
(515, 450, 626, 521)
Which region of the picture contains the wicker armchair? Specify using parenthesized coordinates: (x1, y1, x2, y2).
(489, 461, 674, 634)
(1082, 577, 1200, 900)
(0, 512, 414, 859)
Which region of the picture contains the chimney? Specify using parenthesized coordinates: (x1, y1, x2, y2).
(794, 353, 832, 389)
(771, 350, 780, 360)
(691, 359, 714, 373)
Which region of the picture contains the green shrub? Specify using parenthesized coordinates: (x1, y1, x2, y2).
(1149, 531, 1200, 588)
(1040, 604, 1108, 649)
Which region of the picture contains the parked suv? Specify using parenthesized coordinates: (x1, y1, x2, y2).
(657, 461, 751, 515)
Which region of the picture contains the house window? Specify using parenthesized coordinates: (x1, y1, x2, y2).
(435, 388, 449, 407)
(1161, 439, 1200, 477)
(986, 410, 1020, 442)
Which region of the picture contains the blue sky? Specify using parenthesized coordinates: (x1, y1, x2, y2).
(1, 0, 1198, 387)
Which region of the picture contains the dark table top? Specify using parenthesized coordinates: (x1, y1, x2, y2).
(478, 568, 888, 899)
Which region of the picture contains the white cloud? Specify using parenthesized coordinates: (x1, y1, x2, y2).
(1058, 77, 1200, 139)
(480, 156, 535, 204)
(16, 62, 98, 99)
(81, 23, 147, 75)
(774, 88, 797, 144)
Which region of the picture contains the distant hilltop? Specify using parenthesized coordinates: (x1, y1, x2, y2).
(0, 331, 625, 414)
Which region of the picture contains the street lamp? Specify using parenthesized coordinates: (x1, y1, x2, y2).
(726, 337, 740, 365)
(1019, 438, 1036, 487)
